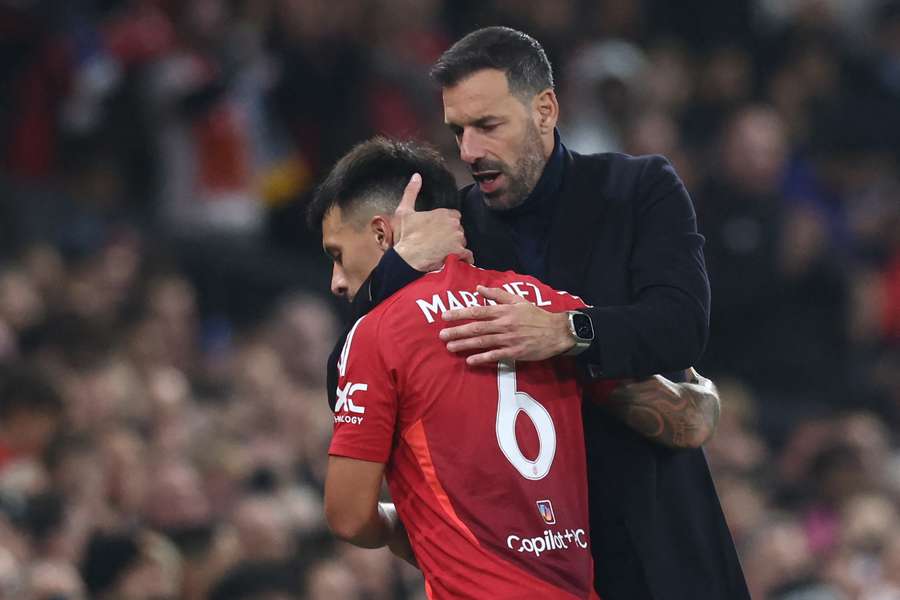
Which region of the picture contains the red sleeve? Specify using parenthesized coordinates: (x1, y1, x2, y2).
(328, 314, 398, 463)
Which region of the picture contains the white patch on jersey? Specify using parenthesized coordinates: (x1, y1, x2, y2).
(335, 382, 368, 414)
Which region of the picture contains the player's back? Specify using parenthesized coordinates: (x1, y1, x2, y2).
(331, 256, 596, 600)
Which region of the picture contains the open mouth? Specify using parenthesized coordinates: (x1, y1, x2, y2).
(472, 170, 502, 185)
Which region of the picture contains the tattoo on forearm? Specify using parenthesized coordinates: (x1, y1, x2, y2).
(609, 382, 720, 448)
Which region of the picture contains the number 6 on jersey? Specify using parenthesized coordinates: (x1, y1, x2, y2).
(495, 360, 557, 480)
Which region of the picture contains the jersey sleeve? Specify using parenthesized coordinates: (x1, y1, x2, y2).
(328, 314, 398, 464)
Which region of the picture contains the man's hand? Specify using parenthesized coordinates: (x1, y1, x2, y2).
(605, 368, 720, 449)
(392, 173, 473, 271)
(440, 285, 575, 366)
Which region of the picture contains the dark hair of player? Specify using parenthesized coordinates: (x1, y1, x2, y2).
(307, 137, 460, 232)
(430, 26, 554, 99)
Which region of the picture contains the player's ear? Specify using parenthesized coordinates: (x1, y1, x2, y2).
(370, 215, 395, 250)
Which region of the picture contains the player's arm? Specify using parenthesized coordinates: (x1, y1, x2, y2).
(605, 368, 720, 449)
(324, 458, 416, 565)
(327, 314, 418, 566)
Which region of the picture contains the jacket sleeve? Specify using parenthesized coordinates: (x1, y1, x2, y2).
(579, 157, 710, 378)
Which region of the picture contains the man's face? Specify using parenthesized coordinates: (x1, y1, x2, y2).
(442, 69, 548, 210)
(322, 205, 386, 301)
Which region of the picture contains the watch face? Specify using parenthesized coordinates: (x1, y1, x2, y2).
(572, 313, 594, 340)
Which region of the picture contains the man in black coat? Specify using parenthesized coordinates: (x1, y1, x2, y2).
(323, 27, 748, 600)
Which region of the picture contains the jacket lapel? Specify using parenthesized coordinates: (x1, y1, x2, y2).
(546, 150, 608, 295)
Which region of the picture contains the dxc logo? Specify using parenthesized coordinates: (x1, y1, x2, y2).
(335, 382, 368, 414)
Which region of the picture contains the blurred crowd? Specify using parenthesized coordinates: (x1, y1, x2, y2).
(0, 0, 899, 598)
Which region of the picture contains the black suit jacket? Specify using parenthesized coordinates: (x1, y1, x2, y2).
(327, 149, 749, 600)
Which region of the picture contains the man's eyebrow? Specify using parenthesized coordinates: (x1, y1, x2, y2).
(446, 115, 502, 129)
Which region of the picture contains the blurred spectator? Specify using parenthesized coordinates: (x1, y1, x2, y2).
(698, 105, 851, 431)
(28, 559, 86, 600)
(0, 367, 63, 471)
(209, 560, 299, 600)
(561, 39, 647, 153)
(305, 557, 361, 600)
(0, 546, 22, 600)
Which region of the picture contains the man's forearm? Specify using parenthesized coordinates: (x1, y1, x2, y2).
(606, 368, 720, 449)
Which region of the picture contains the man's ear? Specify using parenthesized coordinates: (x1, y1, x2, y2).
(533, 88, 559, 133)
(370, 215, 395, 250)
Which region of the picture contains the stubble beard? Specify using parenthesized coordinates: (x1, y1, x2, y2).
(484, 120, 547, 211)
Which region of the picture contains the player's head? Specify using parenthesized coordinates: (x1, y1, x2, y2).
(308, 137, 459, 301)
(432, 26, 558, 211)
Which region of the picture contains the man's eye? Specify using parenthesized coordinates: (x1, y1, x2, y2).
(481, 123, 498, 132)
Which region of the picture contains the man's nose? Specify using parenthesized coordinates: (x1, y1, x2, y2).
(459, 129, 486, 165)
(330, 265, 348, 298)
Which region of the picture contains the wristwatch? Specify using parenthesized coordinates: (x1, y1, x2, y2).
(562, 310, 594, 356)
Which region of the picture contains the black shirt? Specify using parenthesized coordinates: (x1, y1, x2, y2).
(494, 129, 566, 282)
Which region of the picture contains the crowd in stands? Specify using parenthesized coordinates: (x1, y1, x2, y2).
(0, 0, 898, 598)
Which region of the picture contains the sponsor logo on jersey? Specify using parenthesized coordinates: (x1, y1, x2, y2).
(334, 381, 367, 425)
(506, 528, 588, 557)
(536, 499, 556, 525)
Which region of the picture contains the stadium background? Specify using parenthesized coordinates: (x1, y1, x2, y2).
(0, 0, 899, 598)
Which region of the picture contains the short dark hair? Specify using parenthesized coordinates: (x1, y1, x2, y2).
(307, 137, 459, 231)
(0, 366, 64, 421)
(81, 531, 141, 596)
(209, 561, 298, 600)
(430, 26, 554, 98)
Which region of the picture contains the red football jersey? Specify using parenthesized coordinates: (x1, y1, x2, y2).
(329, 256, 602, 599)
